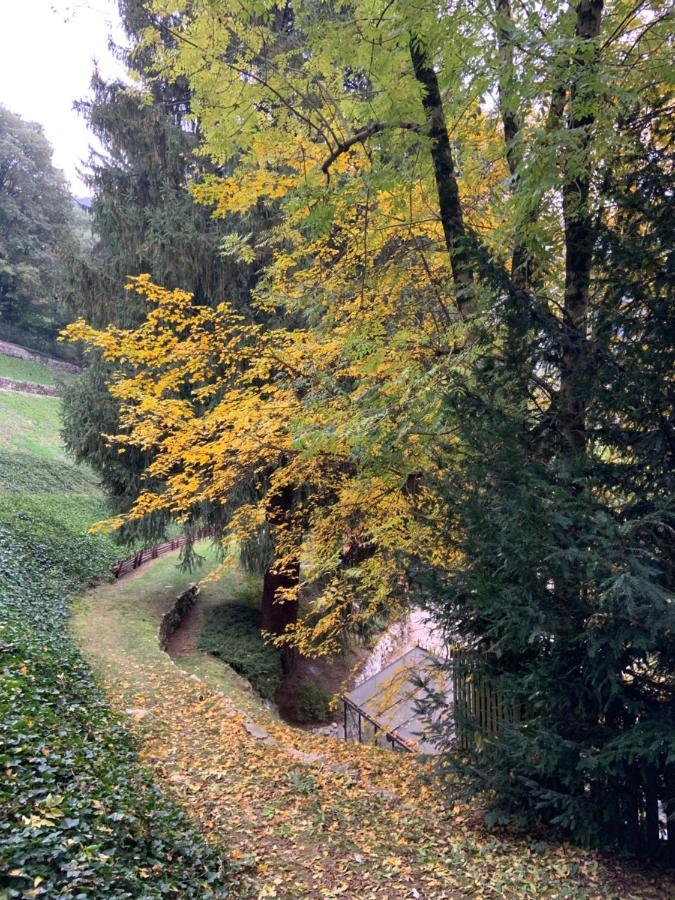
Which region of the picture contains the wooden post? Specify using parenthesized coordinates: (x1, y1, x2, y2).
(645, 769, 660, 856)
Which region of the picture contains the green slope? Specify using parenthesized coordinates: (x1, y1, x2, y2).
(0, 387, 233, 898)
(0, 351, 76, 386)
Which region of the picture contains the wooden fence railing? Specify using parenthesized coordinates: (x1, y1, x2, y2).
(111, 529, 210, 579)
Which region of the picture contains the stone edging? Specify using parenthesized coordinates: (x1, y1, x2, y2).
(158, 583, 200, 652)
(0, 339, 81, 374)
(0, 377, 62, 396)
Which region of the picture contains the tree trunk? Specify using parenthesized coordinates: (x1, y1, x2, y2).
(260, 480, 300, 673)
(496, 0, 521, 183)
(409, 35, 473, 312)
(261, 559, 299, 634)
(495, 0, 533, 296)
(494, 0, 534, 373)
(665, 762, 675, 864)
(559, 1, 603, 454)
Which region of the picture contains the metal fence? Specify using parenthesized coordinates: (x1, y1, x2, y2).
(342, 696, 413, 752)
(450, 648, 520, 750)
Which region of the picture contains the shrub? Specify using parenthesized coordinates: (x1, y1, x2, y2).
(198, 602, 281, 700)
(282, 678, 333, 725)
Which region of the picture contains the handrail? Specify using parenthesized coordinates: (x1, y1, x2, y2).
(111, 529, 210, 579)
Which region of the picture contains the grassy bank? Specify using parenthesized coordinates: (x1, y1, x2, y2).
(0, 387, 233, 899)
(0, 352, 75, 387)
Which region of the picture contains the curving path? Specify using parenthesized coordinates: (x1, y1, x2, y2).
(73, 552, 670, 900)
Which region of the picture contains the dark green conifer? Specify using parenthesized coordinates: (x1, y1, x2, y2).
(63, 0, 255, 540)
(418, 99, 674, 857)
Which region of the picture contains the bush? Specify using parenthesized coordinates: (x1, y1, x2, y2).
(198, 602, 282, 700)
(282, 678, 333, 725)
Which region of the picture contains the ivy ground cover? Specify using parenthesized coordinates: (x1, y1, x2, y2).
(0, 387, 234, 898)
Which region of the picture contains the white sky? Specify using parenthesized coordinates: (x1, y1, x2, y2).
(0, 1, 127, 196)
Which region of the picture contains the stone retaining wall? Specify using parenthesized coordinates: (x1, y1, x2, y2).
(0, 377, 62, 396)
(158, 583, 200, 652)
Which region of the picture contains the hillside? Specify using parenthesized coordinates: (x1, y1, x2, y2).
(0, 350, 76, 387)
(0, 384, 234, 898)
(77, 561, 667, 899)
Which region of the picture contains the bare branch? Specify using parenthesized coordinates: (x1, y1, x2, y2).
(321, 121, 421, 174)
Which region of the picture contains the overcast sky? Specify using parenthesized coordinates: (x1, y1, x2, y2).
(0, 1, 127, 196)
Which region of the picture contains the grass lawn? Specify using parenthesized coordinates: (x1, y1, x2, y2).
(79, 543, 268, 718)
(0, 388, 99, 494)
(0, 389, 69, 461)
(0, 350, 76, 385)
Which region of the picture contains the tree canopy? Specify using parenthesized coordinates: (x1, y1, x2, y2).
(64, 0, 674, 856)
(61, 0, 261, 543)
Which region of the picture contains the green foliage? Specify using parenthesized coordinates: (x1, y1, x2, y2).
(0, 105, 79, 348)
(287, 768, 318, 796)
(68, 73, 243, 331)
(199, 603, 281, 700)
(283, 678, 333, 725)
(0, 491, 233, 897)
(0, 449, 97, 496)
(0, 378, 233, 895)
(417, 103, 674, 856)
(60, 364, 152, 526)
(0, 494, 116, 590)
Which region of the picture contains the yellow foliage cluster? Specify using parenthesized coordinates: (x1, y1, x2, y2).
(63, 191, 464, 652)
(62, 0, 504, 654)
(68, 0, 666, 652)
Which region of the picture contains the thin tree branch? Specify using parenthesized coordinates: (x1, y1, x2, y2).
(321, 121, 421, 174)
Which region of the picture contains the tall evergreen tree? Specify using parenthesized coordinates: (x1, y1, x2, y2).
(62, 0, 254, 541)
(65, 1, 308, 649)
(417, 90, 674, 857)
